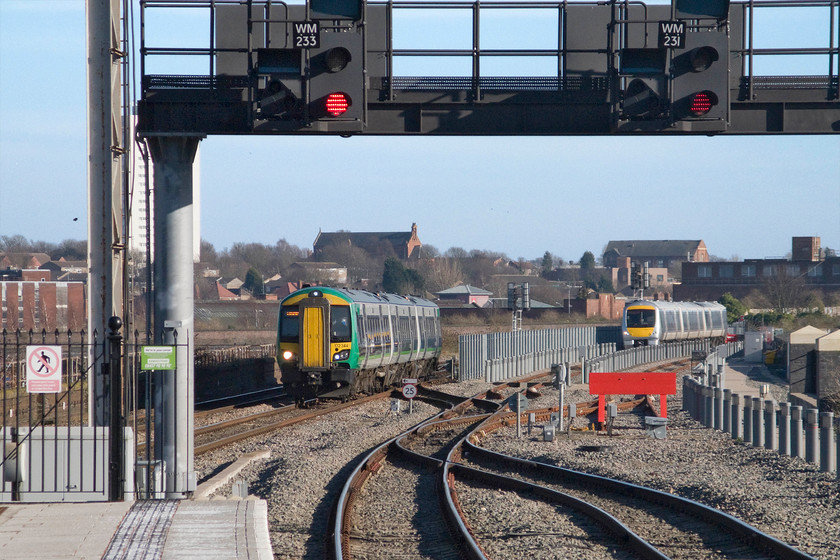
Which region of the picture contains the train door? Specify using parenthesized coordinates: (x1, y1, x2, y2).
(299, 297, 330, 370)
(382, 304, 395, 365)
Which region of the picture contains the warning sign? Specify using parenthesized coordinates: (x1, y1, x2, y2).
(27, 345, 62, 393)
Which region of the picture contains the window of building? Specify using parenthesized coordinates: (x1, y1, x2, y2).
(697, 265, 712, 278)
(786, 265, 800, 277)
(807, 264, 821, 277)
(762, 265, 776, 277)
(742, 264, 756, 277)
(719, 265, 733, 278)
(833, 264, 840, 276)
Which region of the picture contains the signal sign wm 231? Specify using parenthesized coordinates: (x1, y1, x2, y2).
(658, 21, 686, 49)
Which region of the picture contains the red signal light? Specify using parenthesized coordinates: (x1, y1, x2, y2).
(325, 92, 351, 117)
(688, 90, 718, 116)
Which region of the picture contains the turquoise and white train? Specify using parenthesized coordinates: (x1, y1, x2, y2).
(277, 286, 442, 403)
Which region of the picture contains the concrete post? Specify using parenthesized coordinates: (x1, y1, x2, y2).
(791, 405, 804, 459)
(752, 397, 763, 448)
(778, 402, 791, 456)
(722, 389, 731, 434)
(714, 387, 723, 430)
(805, 408, 819, 466)
(743, 396, 753, 445)
(819, 412, 835, 474)
(703, 386, 714, 428)
(764, 400, 777, 451)
(731, 393, 742, 440)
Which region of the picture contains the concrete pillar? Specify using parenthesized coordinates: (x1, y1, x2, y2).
(752, 397, 763, 448)
(819, 412, 835, 474)
(722, 389, 731, 434)
(731, 393, 742, 440)
(714, 387, 723, 430)
(703, 385, 713, 428)
(805, 408, 819, 466)
(791, 405, 804, 459)
(763, 400, 777, 451)
(148, 136, 201, 498)
(743, 396, 753, 445)
(778, 402, 791, 456)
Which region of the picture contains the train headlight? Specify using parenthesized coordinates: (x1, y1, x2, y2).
(332, 350, 350, 361)
(282, 350, 295, 361)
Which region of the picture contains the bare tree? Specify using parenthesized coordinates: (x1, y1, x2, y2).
(423, 258, 464, 293)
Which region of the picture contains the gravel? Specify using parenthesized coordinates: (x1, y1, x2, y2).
(195, 373, 840, 560)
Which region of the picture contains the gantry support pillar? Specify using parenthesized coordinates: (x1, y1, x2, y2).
(147, 136, 201, 498)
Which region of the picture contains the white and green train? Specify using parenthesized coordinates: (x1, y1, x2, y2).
(277, 286, 442, 403)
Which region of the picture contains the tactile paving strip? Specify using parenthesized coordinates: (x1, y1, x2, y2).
(101, 500, 179, 560)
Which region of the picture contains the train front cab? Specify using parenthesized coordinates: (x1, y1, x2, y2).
(624, 303, 658, 347)
(278, 290, 356, 402)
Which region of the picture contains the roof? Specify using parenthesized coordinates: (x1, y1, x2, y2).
(603, 240, 704, 258)
(436, 284, 492, 296)
(313, 223, 421, 258)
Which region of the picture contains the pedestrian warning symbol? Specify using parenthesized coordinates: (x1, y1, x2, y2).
(27, 345, 62, 393)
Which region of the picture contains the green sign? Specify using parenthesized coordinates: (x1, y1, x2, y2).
(141, 346, 176, 370)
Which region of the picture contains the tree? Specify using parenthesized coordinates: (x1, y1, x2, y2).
(243, 267, 265, 297)
(540, 251, 553, 276)
(579, 251, 596, 270)
(718, 292, 747, 323)
(0, 235, 31, 253)
(423, 258, 463, 293)
(382, 257, 424, 294)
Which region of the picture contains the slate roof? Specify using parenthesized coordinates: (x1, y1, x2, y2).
(603, 240, 704, 258)
(436, 284, 492, 296)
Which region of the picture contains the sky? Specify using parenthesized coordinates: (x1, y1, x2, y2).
(0, 0, 838, 265)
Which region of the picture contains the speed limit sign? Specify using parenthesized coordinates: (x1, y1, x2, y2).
(401, 383, 417, 399)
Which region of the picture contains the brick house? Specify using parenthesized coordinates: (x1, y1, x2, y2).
(602, 240, 709, 269)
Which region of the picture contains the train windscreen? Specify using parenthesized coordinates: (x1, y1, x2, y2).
(279, 308, 300, 341)
(330, 306, 351, 342)
(626, 308, 655, 328)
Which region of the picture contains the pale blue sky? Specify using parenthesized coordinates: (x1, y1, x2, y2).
(1, 0, 838, 263)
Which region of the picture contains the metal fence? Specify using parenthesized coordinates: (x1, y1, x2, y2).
(0, 329, 110, 501)
(457, 326, 622, 382)
(194, 344, 275, 367)
(584, 340, 716, 382)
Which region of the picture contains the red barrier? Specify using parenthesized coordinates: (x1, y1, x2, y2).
(589, 371, 676, 422)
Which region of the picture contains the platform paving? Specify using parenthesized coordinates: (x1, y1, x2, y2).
(0, 498, 273, 560)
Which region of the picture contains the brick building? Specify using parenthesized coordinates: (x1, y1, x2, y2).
(674, 237, 840, 302)
(602, 240, 708, 269)
(313, 223, 422, 261)
(1, 280, 86, 332)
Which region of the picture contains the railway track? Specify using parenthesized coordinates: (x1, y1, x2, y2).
(329, 372, 816, 560)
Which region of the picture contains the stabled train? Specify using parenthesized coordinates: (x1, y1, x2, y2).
(622, 300, 727, 348)
(277, 287, 442, 403)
